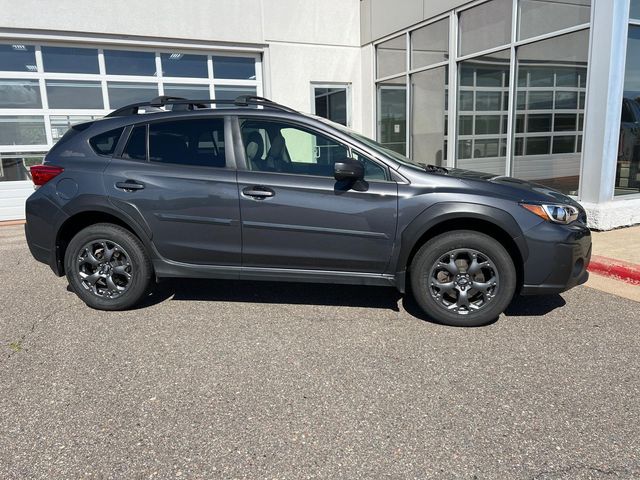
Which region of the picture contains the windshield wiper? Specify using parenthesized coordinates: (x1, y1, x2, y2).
(424, 164, 449, 174)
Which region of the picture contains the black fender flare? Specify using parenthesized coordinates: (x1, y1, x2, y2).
(394, 202, 528, 292)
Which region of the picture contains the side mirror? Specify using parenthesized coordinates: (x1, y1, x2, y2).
(334, 158, 364, 182)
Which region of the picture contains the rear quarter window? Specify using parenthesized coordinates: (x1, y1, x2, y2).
(89, 127, 124, 156)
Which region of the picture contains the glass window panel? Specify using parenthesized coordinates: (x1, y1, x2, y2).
(108, 82, 158, 109)
(514, 29, 588, 195)
(314, 88, 348, 126)
(527, 114, 552, 132)
(411, 19, 448, 70)
(0, 44, 37, 72)
(212, 56, 255, 80)
(122, 125, 147, 161)
(554, 114, 577, 132)
(163, 83, 210, 100)
(456, 49, 509, 174)
(458, 0, 512, 57)
(0, 154, 44, 182)
(149, 118, 226, 167)
(459, 90, 474, 110)
(632, 0, 640, 19)
(616, 25, 640, 195)
(89, 127, 125, 156)
(552, 136, 576, 154)
(525, 136, 551, 155)
(475, 115, 501, 134)
(410, 66, 447, 166)
(50, 115, 99, 141)
(0, 79, 41, 108)
(377, 77, 406, 155)
(517, 91, 526, 109)
(0, 116, 46, 145)
(161, 53, 208, 78)
(41, 46, 99, 74)
(104, 50, 157, 76)
(214, 86, 257, 108)
(518, 0, 591, 41)
(46, 80, 103, 109)
(459, 115, 474, 135)
(376, 35, 406, 78)
(476, 91, 502, 111)
(514, 137, 524, 155)
(460, 65, 474, 86)
(528, 91, 553, 109)
(555, 91, 578, 109)
(516, 114, 525, 133)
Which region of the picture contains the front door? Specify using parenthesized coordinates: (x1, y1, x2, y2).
(236, 118, 398, 274)
(104, 116, 241, 266)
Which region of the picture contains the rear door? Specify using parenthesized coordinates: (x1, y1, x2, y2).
(235, 117, 398, 274)
(103, 115, 241, 266)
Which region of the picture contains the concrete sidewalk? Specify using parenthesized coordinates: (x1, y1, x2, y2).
(586, 225, 640, 302)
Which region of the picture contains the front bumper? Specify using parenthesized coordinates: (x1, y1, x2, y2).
(519, 220, 592, 295)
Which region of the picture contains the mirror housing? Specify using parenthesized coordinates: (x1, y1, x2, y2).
(334, 158, 364, 182)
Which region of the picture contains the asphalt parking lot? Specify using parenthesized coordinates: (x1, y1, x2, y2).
(1, 224, 639, 479)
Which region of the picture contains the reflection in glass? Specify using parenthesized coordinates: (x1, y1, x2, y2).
(104, 50, 157, 76)
(0, 44, 37, 72)
(108, 82, 158, 109)
(513, 29, 588, 195)
(46, 80, 104, 109)
(214, 86, 257, 107)
(377, 77, 407, 155)
(0, 116, 46, 145)
(616, 25, 640, 195)
(411, 67, 447, 166)
(42, 46, 99, 74)
(212, 56, 255, 80)
(518, 0, 590, 41)
(456, 49, 510, 174)
(458, 0, 512, 57)
(411, 19, 448, 70)
(0, 154, 44, 182)
(161, 53, 207, 78)
(0, 79, 41, 108)
(376, 35, 406, 79)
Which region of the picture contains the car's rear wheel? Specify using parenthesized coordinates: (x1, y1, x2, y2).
(410, 230, 516, 327)
(65, 223, 153, 310)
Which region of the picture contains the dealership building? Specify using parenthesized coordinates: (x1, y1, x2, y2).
(0, 0, 638, 229)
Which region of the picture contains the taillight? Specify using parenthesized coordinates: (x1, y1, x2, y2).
(30, 164, 64, 187)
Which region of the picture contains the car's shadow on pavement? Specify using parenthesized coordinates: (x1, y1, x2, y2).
(135, 278, 567, 325)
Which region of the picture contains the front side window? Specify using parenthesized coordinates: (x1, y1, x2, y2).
(148, 118, 226, 167)
(240, 120, 387, 181)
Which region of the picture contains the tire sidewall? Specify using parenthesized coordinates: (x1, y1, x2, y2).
(65, 224, 152, 310)
(410, 231, 516, 327)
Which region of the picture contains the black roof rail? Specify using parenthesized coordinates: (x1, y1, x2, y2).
(105, 95, 298, 117)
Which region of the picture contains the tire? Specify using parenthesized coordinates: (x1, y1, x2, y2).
(64, 223, 153, 310)
(409, 230, 516, 327)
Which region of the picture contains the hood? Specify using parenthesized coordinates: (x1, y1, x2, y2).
(423, 166, 581, 207)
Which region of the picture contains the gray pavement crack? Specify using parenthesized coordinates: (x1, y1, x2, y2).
(3, 300, 75, 363)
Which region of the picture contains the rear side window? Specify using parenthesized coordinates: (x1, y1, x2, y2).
(122, 125, 147, 161)
(89, 127, 124, 156)
(148, 118, 226, 167)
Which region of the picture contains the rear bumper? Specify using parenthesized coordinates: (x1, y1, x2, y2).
(25, 192, 67, 276)
(520, 221, 592, 296)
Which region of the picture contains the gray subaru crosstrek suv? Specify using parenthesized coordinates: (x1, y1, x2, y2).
(25, 96, 591, 327)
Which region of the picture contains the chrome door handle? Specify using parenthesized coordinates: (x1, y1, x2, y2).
(242, 186, 275, 199)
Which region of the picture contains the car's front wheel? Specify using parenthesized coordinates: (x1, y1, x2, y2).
(65, 223, 153, 310)
(410, 230, 516, 327)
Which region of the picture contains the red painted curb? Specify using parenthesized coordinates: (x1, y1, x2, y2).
(588, 255, 640, 285)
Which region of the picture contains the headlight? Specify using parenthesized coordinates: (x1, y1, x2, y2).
(520, 203, 580, 224)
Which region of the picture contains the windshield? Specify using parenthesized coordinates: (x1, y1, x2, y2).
(312, 115, 426, 169)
